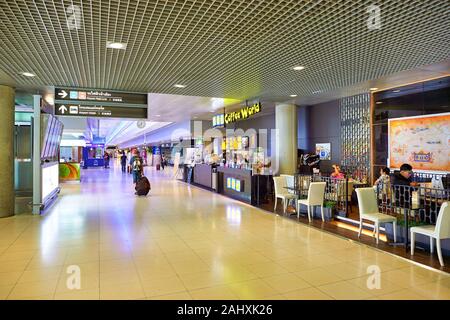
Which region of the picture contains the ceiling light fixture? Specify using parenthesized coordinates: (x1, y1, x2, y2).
(370, 87, 379, 91)
(21, 72, 36, 77)
(290, 95, 297, 98)
(106, 41, 127, 49)
(293, 66, 305, 71)
(174, 84, 187, 88)
(393, 90, 401, 93)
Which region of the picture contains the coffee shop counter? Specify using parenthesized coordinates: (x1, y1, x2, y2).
(217, 166, 269, 205)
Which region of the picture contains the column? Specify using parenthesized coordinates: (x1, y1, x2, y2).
(275, 103, 298, 175)
(0, 85, 15, 218)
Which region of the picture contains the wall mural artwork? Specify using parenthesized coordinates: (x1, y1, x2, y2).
(340, 93, 371, 182)
(388, 113, 450, 172)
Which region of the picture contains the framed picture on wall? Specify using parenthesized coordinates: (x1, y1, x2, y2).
(316, 143, 331, 160)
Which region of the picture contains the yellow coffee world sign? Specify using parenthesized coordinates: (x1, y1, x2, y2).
(224, 102, 261, 124)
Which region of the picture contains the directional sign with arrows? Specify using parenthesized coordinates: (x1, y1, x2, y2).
(57, 90, 68, 99)
(58, 105, 68, 114)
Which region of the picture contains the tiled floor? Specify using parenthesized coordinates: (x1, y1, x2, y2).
(0, 165, 449, 300)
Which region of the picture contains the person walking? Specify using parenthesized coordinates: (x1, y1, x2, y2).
(120, 151, 127, 173)
(161, 154, 165, 170)
(104, 152, 110, 169)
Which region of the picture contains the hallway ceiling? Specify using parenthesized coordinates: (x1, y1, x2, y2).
(0, 0, 449, 101)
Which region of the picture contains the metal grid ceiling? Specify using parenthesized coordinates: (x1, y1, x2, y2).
(0, 0, 448, 99)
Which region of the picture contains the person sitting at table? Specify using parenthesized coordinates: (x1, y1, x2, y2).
(330, 164, 345, 179)
(374, 166, 390, 187)
(392, 163, 417, 209)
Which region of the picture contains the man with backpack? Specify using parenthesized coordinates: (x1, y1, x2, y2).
(131, 151, 143, 184)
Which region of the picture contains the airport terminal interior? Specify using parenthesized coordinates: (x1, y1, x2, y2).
(0, 0, 449, 301)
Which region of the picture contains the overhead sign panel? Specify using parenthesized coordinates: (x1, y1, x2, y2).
(55, 88, 147, 104)
(55, 104, 147, 119)
(54, 87, 148, 119)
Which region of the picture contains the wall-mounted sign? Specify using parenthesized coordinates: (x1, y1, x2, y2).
(226, 177, 244, 192)
(315, 143, 331, 160)
(55, 103, 147, 119)
(55, 88, 147, 104)
(225, 102, 261, 124)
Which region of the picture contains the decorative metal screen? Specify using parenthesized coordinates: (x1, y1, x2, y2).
(340, 93, 371, 182)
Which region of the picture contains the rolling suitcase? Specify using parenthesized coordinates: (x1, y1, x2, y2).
(135, 176, 151, 196)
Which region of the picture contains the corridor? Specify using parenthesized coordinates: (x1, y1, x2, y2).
(0, 166, 449, 300)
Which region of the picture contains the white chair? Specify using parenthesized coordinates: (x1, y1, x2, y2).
(356, 188, 397, 244)
(297, 182, 326, 222)
(280, 174, 296, 195)
(411, 202, 450, 266)
(273, 176, 297, 214)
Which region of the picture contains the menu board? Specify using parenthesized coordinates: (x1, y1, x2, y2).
(388, 113, 450, 172)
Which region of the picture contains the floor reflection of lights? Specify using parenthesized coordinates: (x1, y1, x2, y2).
(226, 206, 242, 225)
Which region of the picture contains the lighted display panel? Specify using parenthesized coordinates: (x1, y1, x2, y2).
(388, 112, 450, 172)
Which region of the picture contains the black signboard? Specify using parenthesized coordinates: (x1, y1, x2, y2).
(55, 88, 147, 105)
(55, 104, 147, 119)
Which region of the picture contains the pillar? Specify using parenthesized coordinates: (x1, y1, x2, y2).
(275, 103, 297, 175)
(0, 85, 15, 218)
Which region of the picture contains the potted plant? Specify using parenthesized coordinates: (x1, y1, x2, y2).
(313, 200, 336, 221)
(384, 215, 430, 247)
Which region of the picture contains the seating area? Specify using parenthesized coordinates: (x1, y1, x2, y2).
(270, 173, 450, 270)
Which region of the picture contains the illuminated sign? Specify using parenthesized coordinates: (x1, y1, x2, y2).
(213, 103, 262, 127)
(224, 102, 261, 124)
(212, 114, 225, 127)
(226, 177, 244, 192)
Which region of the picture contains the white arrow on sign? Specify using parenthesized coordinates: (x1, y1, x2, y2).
(58, 90, 68, 99)
(58, 105, 68, 114)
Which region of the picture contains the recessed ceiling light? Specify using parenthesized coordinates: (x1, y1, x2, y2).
(21, 72, 36, 77)
(290, 95, 297, 98)
(376, 101, 383, 105)
(370, 87, 379, 91)
(106, 41, 127, 49)
(293, 66, 305, 71)
(393, 90, 401, 93)
(174, 84, 187, 88)
(193, 116, 198, 119)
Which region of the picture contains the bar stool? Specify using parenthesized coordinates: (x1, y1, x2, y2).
(356, 188, 397, 244)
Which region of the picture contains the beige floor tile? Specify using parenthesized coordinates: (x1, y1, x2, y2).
(0, 271, 23, 286)
(170, 258, 212, 275)
(346, 276, 405, 297)
(54, 288, 99, 300)
(0, 259, 30, 273)
(408, 282, 450, 300)
(0, 250, 36, 262)
(261, 273, 311, 293)
(179, 271, 230, 291)
(283, 287, 334, 300)
(189, 285, 239, 300)
(148, 291, 192, 300)
(381, 269, 433, 288)
(294, 268, 344, 286)
(141, 275, 187, 297)
(18, 267, 62, 284)
(100, 282, 146, 300)
(8, 279, 58, 299)
(245, 262, 290, 278)
(228, 279, 280, 299)
(0, 285, 13, 300)
(317, 281, 375, 300)
(378, 289, 429, 300)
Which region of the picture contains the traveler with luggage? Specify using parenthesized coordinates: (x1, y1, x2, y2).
(131, 151, 143, 184)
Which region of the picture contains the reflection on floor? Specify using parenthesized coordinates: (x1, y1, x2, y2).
(0, 165, 449, 300)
